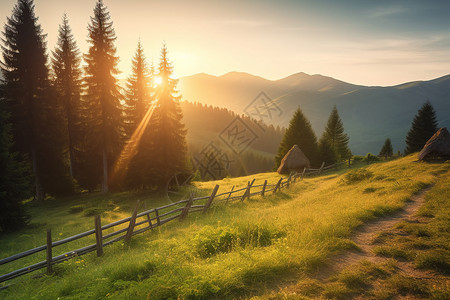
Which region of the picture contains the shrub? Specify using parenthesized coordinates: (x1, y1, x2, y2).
(344, 169, 373, 184)
(193, 226, 239, 258)
(364, 153, 380, 163)
(239, 224, 279, 247)
(192, 225, 285, 258)
(352, 155, 364, 162)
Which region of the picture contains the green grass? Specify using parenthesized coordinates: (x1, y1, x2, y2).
(1, 155, 449, 299)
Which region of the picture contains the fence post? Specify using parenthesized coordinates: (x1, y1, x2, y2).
(180, 193, 194, 220)
(241, 185, 248, 201)
(155, 208, 161, 226)
(146, 212, 153, 229)
(247, 179, 255, 200)
(301, 167, 306, 180)
(287, 173, 293, 188)
(348, 158, 351, 168)
(94, 215, 103, 257)
(226, 185, 235, 204)
(273, 177, 283, 193)
(261, 180, 267, 196)
(143, 201, 153, 230)
(241, 179, 255, 201)
(46, 229, 52, 275)
(203, 184, 219, 212)
(125, 200, 140, 243)
(318, 162, 325, 174)
(94, 215, 103, 256)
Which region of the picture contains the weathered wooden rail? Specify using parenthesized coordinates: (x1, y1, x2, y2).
(0, 160, 350, 287)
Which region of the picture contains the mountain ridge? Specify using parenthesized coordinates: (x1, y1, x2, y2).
(178, 71, 450, 154)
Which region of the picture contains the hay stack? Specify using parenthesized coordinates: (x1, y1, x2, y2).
(277, 144, 310, 174)
(418, 127, 450, 160)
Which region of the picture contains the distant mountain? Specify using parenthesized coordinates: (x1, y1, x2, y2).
(179, 72, 450, 154)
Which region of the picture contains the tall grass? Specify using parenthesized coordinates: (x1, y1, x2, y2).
(1, 155, 448, 299)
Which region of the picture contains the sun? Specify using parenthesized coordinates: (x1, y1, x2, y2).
(154, 76, 162, 86)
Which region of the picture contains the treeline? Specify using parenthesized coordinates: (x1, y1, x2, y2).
(182, 101, 284, 154)
(0, 0, 187, 231)
(182, 101, 284, 179)
(276, 100, 440, 169)
(277, 105, 352, 168)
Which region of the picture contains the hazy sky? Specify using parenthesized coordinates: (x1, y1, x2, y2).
(1, 0, 449, 86)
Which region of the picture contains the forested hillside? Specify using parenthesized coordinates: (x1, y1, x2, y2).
(181, 101, 284, 178)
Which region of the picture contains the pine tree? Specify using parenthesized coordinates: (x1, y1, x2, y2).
(84, 0, 124, 192)
(322, 106, 351, 160)
(151, 44, 188, 187)
(276, 107, 318, 167)
(318, 135, 338, 165)
(125, 40, 152, 135)
(0, 85, 31, 232)
(1, 0, 50, 201)
(51, 14, 82, 179)
(405, 101, 438, 154)
(123, 41, 154, 189)
(379, 138, 393, 159)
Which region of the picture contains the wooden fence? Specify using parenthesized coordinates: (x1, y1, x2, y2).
(0, 160, 349, 287)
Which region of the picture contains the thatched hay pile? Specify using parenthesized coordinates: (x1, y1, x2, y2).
(277, 144, 310, 174)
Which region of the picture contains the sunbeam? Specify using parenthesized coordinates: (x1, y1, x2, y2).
(109, 95, 160, 186)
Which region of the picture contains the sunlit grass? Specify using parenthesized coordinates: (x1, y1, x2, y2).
(1, 155, 449, 299)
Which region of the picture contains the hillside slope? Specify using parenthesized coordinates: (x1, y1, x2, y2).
(179, 72, 450, 154)
(2, 156, 449, 299)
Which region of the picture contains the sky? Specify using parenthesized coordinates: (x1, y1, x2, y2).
(0, 0, 449, 86)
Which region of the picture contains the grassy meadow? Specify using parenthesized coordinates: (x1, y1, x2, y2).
(0, 155, 449, 299)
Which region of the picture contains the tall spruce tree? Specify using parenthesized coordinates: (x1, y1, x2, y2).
(276, 107, 318, 167)
(318, 135, 338, 165)
(151, 44, 187, 187)
(379, 138, 393, 159)
(1, 0, 51, 201)
(405, 101, 438, 154)
(124, 41, 154, 189)
(125, 40, 152, 135)
(322, 106, 351, 160)
(84, 0, 124, 192)
(0, 85, 30, 232)
(52, 14, 82, 179)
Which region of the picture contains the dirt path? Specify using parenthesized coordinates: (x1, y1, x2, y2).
(312, 187, 432, 281)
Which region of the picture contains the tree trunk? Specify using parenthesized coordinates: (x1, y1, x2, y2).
(31, 146, 44, 201)
(102, 148, 109, 193)
(68, 154, 74, 178)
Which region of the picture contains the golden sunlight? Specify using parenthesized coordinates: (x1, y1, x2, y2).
(154, 76, 163, 86)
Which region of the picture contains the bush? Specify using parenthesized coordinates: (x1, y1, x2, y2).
(192, 225, 284, 258)
(364, 153, 380, 163)
(239, 224, 284, 247)
(352, 155, 365, 162)
(193, 226, 239, 258)
(344, 169, 373, 184)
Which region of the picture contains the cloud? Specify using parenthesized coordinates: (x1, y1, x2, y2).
(367, 5, 409, 18)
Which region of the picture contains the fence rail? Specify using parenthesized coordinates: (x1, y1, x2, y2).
(0, 159, 350, 286)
